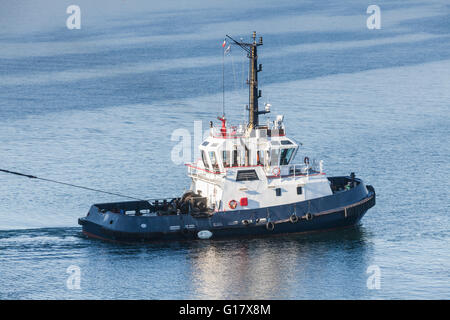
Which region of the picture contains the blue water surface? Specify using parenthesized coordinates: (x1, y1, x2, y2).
(0, 0, 449, 299)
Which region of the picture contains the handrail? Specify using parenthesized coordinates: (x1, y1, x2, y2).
(264, 162, 324, 179)
(210, 126, 244, 139)
(185, 163, 224, 175)
(185, 163, 265, 174)
(266, 172, 325, 179)
(185, 162, 324, 178)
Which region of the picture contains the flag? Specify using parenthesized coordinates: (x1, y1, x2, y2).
(222, 39, 226, 48)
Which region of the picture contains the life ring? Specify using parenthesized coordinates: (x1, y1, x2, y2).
(272, 166, 281, 176)
(266, 222, 275, 231)
(304, 156, 310, 165)
(289, 214, 299, 223)
(228, 200, 238, 209)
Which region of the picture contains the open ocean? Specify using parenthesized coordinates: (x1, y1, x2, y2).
(0, 0, 449, 299)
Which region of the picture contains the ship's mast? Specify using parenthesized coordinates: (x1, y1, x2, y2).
(226, 31, 269, 129)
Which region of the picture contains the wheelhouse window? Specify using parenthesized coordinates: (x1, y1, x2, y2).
(201, 150, 208, 169)
(232, 149, 239, 167)
(222, 150, 231, 167)
(280, 148, 295, 165)
(209, 151, 219, 172)
(257, 150, 265, 165)
(244, 146, 250, 166)
(270, 148, 280, 166)
(280, 140, 293, 145)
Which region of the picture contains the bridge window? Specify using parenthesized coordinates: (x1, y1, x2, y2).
(244, 146, 250, 166)
(222, 150, 231, 167)
(280, 148, 295, 165)
(232, 150, 239, 167)
(270, 149, 280, 166)
(209, 151, 219, 172)
(257, 150, 265, 165)
(209, 151, 217, 165)
(201, 150, 208, 169)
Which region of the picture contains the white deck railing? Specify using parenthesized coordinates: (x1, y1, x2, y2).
(264, 159, 324, 178)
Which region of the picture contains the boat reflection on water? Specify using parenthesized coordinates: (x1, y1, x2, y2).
(187, 226, 373, 299)
(0, 225, 373, 299)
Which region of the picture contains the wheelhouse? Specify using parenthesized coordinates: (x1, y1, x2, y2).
(197, 119, 299, 175)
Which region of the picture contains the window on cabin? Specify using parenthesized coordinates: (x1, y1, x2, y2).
(222, 150, 231, 167)
(280, 148, 295, 165)
(270, 149, 280, 166)
(201, 150, 208, 169)
(232, 149, 238, 167)
(257, 151, 264, 165)
(209, 151, 219, 172)
(244, 146, 250, 166)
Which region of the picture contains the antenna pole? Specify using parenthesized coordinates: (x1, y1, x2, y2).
(249, 33, 258, 128)
(222, 44, 225, 117)
(226, 31, 269, 128)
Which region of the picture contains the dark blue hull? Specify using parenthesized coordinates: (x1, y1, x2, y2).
(78, 177, 375, 242)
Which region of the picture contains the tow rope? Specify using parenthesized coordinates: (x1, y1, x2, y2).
(0, 168, 144, 201)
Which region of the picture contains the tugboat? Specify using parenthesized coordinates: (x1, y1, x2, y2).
(78, 32, 375, 242)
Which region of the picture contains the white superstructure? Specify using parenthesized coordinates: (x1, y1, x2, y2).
(186, 116, 332, 212)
